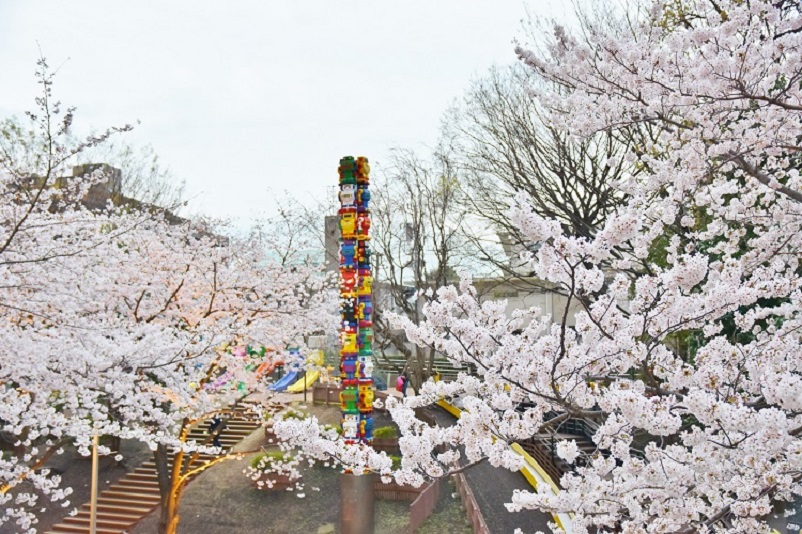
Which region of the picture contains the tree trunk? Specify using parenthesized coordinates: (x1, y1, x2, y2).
(158, 500, 180, 534)
(154, 443, 184, 534)
(109, 435, 122, 455)
(410, 346, 429, 393)
(426, 346, 435, 381)
(154, 444, 172, 534)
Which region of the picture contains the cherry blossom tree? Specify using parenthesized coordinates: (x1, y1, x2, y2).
(0, 59, 336, 533)
(75, 220, 335, 534)
(2, 212, 334, 533)
(419, 2, 802, 532)
(0, 58, 141, 531)
(280, 1, 802, 532)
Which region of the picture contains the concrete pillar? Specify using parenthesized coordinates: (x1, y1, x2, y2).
(340, 472, 375, 534)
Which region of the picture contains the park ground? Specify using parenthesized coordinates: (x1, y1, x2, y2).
(27, 392, 473, 534)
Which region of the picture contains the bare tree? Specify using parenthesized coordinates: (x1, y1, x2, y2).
(442, 64, 634, 286)
(362, 63, 635, 389)
(1, 118, 185, 214)
(249, 195, 330, 268)
(370, 148, 475, 390)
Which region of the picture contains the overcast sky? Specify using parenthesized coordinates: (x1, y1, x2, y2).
(0, 1, 560, 224)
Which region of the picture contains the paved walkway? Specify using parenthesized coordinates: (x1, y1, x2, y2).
(429, 407, 554, 534)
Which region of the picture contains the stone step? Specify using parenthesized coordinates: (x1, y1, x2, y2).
(128, 471, 158, 481)
(113, 478, 159, 491)
(189, 430, 256, 439)
(137, 457, 209, 471)
(92, 496, 158, 512)
(191, 433, 245, 442)
(133, 449, 236, 472)
(62, 515, 137, 530)
(69, 509, 142, 523)
(46, 400, 271, 534)
(46, 523, 125, 534)
(132, 465, 157, 472)
(100, 489, 162, 504)
(81, 501, 155, 515)
(211, 429, 257, 436)
(211, 418, 259, 425)
(221, 430, 258, 436)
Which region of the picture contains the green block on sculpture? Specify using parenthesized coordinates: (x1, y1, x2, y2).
(339, 157, 356, 171)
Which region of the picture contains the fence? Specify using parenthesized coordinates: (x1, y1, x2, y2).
(374, 354, 476, 384)
(311, 383, 340, 405)
(452, 472, 489, 534)
(408, 478, 440, 533)
(375, 478, 425, 501)
(372, 474, 440, 532)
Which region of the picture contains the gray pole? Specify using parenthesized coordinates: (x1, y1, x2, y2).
(340, 472, 375, 534)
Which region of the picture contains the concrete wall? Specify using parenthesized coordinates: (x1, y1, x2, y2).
(473, 277, 582, 328)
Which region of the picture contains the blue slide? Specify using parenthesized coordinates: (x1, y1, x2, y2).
(269, 370, 300, 392)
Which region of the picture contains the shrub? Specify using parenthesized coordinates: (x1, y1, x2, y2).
(388, 454, 402, 470)
(373, 425, 398, 439)
(250, 450, 292, 470)
(281, 409, 306, 421)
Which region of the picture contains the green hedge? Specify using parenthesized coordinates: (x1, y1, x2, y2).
(373, 425, 398, 439)
(250, 450, 292, 470)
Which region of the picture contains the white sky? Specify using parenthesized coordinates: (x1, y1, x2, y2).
(0, 1, 561, 223)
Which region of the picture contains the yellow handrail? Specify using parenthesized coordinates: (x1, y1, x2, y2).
(435, 398, 570, 532)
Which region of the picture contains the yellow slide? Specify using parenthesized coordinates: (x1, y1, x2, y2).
(286, 370, 320, 393)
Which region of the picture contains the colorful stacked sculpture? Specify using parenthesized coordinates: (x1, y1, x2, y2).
(338, 156, 374, 444)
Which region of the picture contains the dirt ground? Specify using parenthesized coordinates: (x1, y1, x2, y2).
(129, 399, 471, 533)
(11, 394, 470, 534)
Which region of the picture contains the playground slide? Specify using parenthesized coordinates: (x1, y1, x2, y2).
(268, 370, 300, 392)
(286, 370, 320, 393)
(255, 360, 283, 379)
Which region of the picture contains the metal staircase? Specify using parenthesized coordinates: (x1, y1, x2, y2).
(518, 411, 651, 488)
(517, 415, 601, 485)
(46, 400, 276, 534)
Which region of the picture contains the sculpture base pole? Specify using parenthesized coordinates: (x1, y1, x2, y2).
(340, 472, 375, 534)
